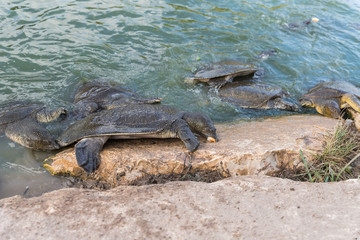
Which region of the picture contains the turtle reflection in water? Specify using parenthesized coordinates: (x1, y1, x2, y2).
(218, 81, 299, 111)
(57, 104, 218, 173)
(186, 61, 259, 88)
(0, 101, 66, 150)
(300, 81, 360, 124)
(72, 81, 161, 119)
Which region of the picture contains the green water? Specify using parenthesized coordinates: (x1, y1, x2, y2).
(1, 0, 360, 198)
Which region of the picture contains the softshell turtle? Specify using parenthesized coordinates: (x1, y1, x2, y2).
(186, 61, 259, 88)
(287, 17, 319, 29)
(256, 49, 278, 60)
(72, 81, 161, 119)
(218, 81, 299, 111)
(0, 101, 66, 150)
(300, 81, 360, 118)
(57, 104, 218, 173)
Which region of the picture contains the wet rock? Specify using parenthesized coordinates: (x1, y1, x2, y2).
(44, 115, 338, 187)
(0, 175, 359, 239)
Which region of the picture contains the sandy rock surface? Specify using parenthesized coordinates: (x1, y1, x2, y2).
(44, 115, 338, 187)
(0, 175, 359, 239)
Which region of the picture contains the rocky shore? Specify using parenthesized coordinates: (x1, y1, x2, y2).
(44, 114, 337, 187)
(1, 175, 359, 239)
(1, 114, 360, 239)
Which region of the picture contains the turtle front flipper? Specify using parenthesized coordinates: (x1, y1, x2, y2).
(171, 119, 200, 152)
(346, 108, 360, 131)
(75, 136, 109, 173)
(5, 118, 60, 151)
(133, 97, 162, 105)
(35, 107, 67, 123)
(341, 93, 360, 112)
(106, 97, 162, 109)
(211, 75, 234, 89)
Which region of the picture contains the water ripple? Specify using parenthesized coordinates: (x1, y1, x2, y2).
(0, 0, 360, 115)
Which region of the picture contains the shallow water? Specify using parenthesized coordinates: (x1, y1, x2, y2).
(1, 0, 360, 198)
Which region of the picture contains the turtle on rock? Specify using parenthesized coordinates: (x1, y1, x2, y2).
(300, 80, 360, 119)
(57, 104, 218, 173)
(0, 101, 66, 150)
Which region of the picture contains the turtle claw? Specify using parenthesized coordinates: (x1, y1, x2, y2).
(75, 139, 101, 173)
(185, 138, 200, 152)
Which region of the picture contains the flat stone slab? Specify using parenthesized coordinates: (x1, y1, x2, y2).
(44, 115, 338, 186)
(1, 176, 359, 239)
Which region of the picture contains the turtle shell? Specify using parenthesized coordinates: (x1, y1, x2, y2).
(0, 101, 43, 127)
(74, 81, 147, 105)
(218, 81, 289, 108)
(192, 61, 258, 81)
(58, 104, 181, 145)
(303, 81, 360, 100)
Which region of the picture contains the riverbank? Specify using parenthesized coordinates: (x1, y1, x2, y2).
(44, 114, 338, 188)
(1, 114, 360, 239)
(1, 175, 359, 239)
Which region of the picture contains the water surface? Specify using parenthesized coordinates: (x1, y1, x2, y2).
(1, 0, 360, 198)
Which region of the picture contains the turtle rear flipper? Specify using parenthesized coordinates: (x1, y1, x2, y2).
(341, 93, 360, 112)
(5, 118, 60, 151)
(75, 136, 109, 173)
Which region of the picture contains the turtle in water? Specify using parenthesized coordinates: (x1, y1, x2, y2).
(218, 81, 299, 111)
(287, 17, 319, 29)
(186, 61, 259, 88)
(256, 49, 278, 60)
(0, 101, 66, 150)
(300, 81, 360, 118)
(72, 81, 161, 119)
(57, 104, 218, 173)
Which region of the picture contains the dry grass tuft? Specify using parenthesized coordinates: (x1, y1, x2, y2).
(276, 121, 360, 182)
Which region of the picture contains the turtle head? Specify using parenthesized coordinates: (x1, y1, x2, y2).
(184, 77, 196, 84)
(36, 107, 67, 123)
(182, 112, 218, 142)
(299, 96, 315, 108)
(269, 98, 299, 111)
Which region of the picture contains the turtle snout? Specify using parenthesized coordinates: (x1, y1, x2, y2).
(299, 97, 313, 107)
(204, 127, 218, 142)
(289, 103, 299, 112)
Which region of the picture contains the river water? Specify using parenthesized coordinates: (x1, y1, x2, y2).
(1, 0, 360, 198)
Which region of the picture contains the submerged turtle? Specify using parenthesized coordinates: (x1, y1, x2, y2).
(0, 101, 66, 150)
(186, 61, 259, 88)
(256, 49, 278, 60)
(72, 81, 161, 119)
(287, 17, 319, 29)
(57, 104, 218, 173)
(218, 81, 299, 111)
(300, 81, 360, 118)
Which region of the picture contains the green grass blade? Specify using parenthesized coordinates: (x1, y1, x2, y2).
(300, 150, 313, 182)
(336, 152, 360, 181)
